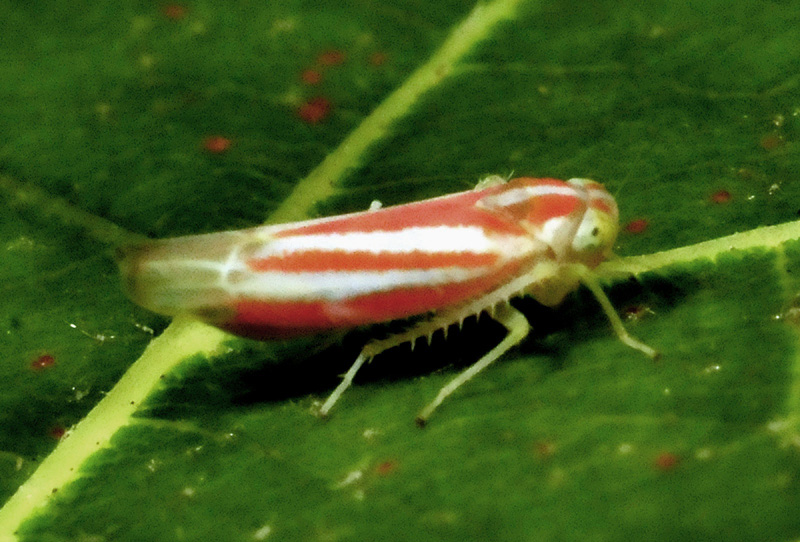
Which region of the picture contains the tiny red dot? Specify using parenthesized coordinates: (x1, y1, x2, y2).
(654, 451, 680, 471)
(760, 133, 784, 151)
(317, 50, 345, 66)
(301, 69, 322, 85)
(711, 190, 732, 204)
(31, 354, 56, 371)
(625, 218, 649, 234)
(369, 52, 388, 66)
(161, 4, 188, 20)
(203, 136, 232, 154)
(50, 426, 66, 440)
(534, 441, 556, 459)
(375, 461, 396, 476)
(298, 96, 332, 124)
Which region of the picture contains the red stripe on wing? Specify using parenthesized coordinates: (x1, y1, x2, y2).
(472, 178, 583, 228)
(529, 194, 582, 225)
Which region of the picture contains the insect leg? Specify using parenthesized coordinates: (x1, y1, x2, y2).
(316, 311, 461, 418)
(574, 266, 659, 359)
(415, 303, 531, 427)
(316, 267, 557, 421)
(317, 352, 370, 418)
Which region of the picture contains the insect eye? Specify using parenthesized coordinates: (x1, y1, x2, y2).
(571, 209, 619, 258)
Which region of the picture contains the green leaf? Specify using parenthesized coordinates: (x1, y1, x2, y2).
(2, 1, 800, 541)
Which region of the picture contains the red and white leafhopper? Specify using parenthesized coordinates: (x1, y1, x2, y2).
(117, 176, 657, 425)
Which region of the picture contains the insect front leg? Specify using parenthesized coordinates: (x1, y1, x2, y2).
(415, 303, 530, 427)
(573, 265, 659, 359)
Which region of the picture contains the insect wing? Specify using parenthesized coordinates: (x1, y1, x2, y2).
(233, 184, 555, 337)
(119, 178, 585, 339)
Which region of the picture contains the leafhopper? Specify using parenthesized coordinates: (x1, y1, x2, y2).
(118, 176, 656, 425)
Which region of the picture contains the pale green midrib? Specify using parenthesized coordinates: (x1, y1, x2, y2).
(0, 2, 528, 539)
(770, 244, 800, 444)
(597, 219, 800, 278)
(268, 0, 526, 223)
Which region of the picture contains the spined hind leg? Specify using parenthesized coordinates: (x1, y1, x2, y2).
(316, 303, 531, 422)
(316, 312, 466, 418)
(416, 303, 530, 426)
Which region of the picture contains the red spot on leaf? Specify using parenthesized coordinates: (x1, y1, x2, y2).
(375, 460, 397, 476)
(298, 97, 331, 124)
(625, 218, 649, 234)
(161, 4, 188, 20)
(203, 136, 232, 154)
(31, 354, 55, 371)
(301, 69, 322, 85)
(760, 133, 785, 151)
(369, 52, 388, 67)
(317, 49, 345, 66)
(654, 451, 680, 471)
(49, 425, 66, 440)
(534, 440, 556, 459)
(711, 190, 732, 204)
